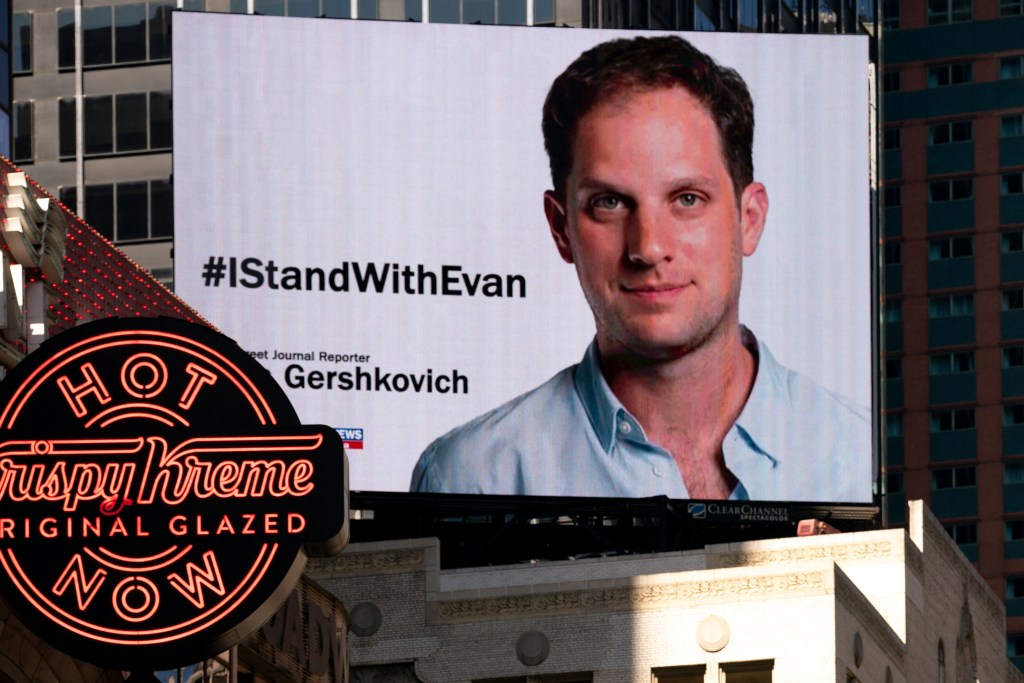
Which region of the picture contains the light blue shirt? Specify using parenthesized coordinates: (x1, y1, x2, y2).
(411, 330, 872, 502)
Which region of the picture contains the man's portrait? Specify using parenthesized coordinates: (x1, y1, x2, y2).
(411, 35, 870, 501)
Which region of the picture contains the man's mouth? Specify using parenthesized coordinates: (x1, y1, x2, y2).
(621, 282, 689, 294)
(620, 282, 690, 301)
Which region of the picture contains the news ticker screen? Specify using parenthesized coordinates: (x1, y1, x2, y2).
(173, 14, 873, 502)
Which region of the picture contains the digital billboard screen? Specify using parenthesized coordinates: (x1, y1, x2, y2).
(173, 14, 873, 502)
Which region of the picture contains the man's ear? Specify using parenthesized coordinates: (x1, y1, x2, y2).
(739, 182, 769, 257)
(544, 190, 574, 264)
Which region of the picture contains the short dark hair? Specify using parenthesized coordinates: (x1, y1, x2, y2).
(541, 35, 755, 202)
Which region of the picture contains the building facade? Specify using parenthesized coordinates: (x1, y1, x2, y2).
(311, 501, 1018, 682)
(879, 0, 1024, 670)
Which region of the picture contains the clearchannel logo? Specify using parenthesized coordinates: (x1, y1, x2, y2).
(336, 427, 364, 450)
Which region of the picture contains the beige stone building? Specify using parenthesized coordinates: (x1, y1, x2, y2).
(309, 502, 1023, 683)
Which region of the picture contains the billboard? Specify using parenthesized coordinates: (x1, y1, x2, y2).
(173, 14, 873, 502)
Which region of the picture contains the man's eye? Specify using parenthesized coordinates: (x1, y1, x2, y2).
(591, 196, 624, 211)
(677, 193, 700, 208)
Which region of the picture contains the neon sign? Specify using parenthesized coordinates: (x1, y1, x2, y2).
(0, 318, 348, 669)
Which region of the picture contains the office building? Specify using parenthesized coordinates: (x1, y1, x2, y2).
(879, 0, 1024, 669)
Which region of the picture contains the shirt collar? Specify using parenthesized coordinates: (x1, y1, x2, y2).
(573, 340, 646, 454)
(573, 331, 785, 471)
(729, 327, 785, 463)
(721, 328, 784, 498)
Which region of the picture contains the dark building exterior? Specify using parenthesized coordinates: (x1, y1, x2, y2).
(880, 0, 1024, 669)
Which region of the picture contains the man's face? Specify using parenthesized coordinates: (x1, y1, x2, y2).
(545, 86, 768, 361)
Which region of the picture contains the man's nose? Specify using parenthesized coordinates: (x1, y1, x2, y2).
(626, 205, 670, 266)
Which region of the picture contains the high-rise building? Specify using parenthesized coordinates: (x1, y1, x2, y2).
(10, 0, 873, 288)
(880, 0, 1024, 670)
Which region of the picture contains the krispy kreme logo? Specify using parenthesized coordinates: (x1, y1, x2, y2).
(0, 318, 348, 670)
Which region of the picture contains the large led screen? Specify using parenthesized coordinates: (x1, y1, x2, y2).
(173, 14, 873, 502)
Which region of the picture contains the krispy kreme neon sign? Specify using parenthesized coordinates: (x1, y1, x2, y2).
(0, 318, 348, 669)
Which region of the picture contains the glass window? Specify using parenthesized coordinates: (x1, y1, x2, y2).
(463, 0, 494, 22)
(929, 178, 973, 202)
(929, 293, 974, 318)
(1003, 0, 1023, 14)
(13, 13, 31, 74)
(1006, 461, 1024, 483)
(927, 0, 971, 23)
(883, 71, 901, 92)
(151, 179, 173, 238)
(115, 93, 147, 152)
(1007, 577, 1024, 599)
(720, 662, 773, 683)
(883, 128, 900, 150)
(70, 179, 173, 242)
(885, 299, 903, 322)
(931, 408, 976, 432)
(1007, 404, 1024, 426)
(358, 0, 377, 17)
(12, 102, 32, 163)
(1004, 114, 1024, 137)
(534, 0, 554, 23)
(928, 63, 973, 87)
(1002, 56, 1024, 80)
(85, 184, 115, 239)
(83, 6, 113, 66)
(1003, 231, 1024, 253)
(149, 91, 171, 149)
(944, 523, 977, 545)
(1007, 519, 1024, 541)
(324, 0, 351, 16)
(1004, 288, 1024, 311)
(1003, 173, 1024, 196)
(933, 465, 976, 489)
(886, 357, 903, 379)
(884, 242, 902, 265)
(882, 0, 899, 27)
(60, 186, 77, 214)
(149, 1, 173, 60)
(254, 0, 287, 13)
(929, 236, 973, 260)
(930, 350, 975, 375)
(114, 3, 146, 63)
(884, 186, 901, 207)
(58, 98, 75, 158)
(887, 471, 904, 493)
(929, 120, 973, 145)
(84, 95, 113, 155)
(431, 0, 460, 22)
(289, 0, 320, 15)
(653, 667, 705, 683)
(116, 182, 149, 241)
(497, 0, 526, 23)
(57, 9, 75, 69)
(887, 413, 904, 437)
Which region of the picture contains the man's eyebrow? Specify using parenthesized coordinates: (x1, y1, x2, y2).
(574, 174, 721, 194)
(575, 177, 625, 193)
(666, 175, 719, 192)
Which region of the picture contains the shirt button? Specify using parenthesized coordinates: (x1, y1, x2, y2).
(618, 421, 632, 435)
